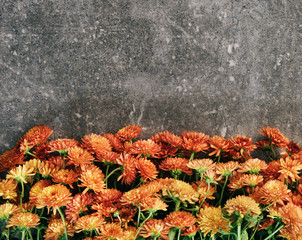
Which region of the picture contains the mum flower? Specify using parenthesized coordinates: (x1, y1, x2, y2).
(160, 157, 193, 176)
(136, 158, 158, 181)
(197, 206, 230, 237)
(238, 158, 268, 174)
(229, 135, 256, 160)
(278, 156, 302, 183)
(115, 125, 142, 141)
(95, 189, 123, 203)
(215, 161, 239, 177)
(262, 160, 281, 182)
(191, 181, 215, 203)
(44, 218, 75, 240)
(165, 211, 197, 231)
(224, 195, 261, 218)
(0, 203, 21, 221)
(75, 214, 104, 233)
(48, 139, 79, 153)
(139, 197, 168, 212)
(6, 212, 40, 229)
(0, 178, 18, 200)
(6, 165, 35, 183)
(51, 169, 79, 188)
(208, 135, 230, 157)
(152, 130, 183, 147)
(0, 148, 24, 172)
(181, 131, 210, 153)
(78, 164, 105, 194)
(97, 223, 124, 239)
(67, 146, 95, 166)
(116, 153, 137, 185)
(103, 133, 124, 152)
(258, 126, 288, 147)
(130, 139, 161, 158)
(140, 219, 169, 239)
(81, 134, 112, 154)
(187, 158, 215, 175)
(29, 179, 52, 205)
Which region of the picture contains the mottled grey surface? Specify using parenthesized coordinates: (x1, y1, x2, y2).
(1, 0, 301, 153)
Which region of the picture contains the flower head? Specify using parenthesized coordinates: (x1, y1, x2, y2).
(0, 203, 21, 221)
(103, 133, 124, 152)
(29, 179, 52, 205)
(181, 131, 210, 153)
(44, 218, 75, 240)
(75, 214, 104, 233)
(152, 130, 183, 148)
(278, 156, 302, 183)
(95, 189, 122, 203)
(165, 211, 196, 230)
(0, 148, 24, 172)
(0, 178, 18, 200)
(98, 223, 124, 239)
(81, 134, 112, 154)
(51, 169, 79, 188)
(48, 139, 79, 153)
(187, 158, 215, 175)
(116, 154, 137, 185)
(6, 212, 40, 229)
(139, 197, 168, 212)
(215, 161, 239, 177)
(116, 125, 142, 141)
(78, 164, 105, 194)
(6, 165, 35, 183)
(229, 135, 256, 160)
(130, 139, 161, 158)
(258, 126, 287, 147)
(238, 158, 268, 174)
(160, 157, 193, 176)
(208, 135, 230, 157)
(262, 160, 281, 182)
(141, 219, 169, 239)
(136, 158, 158, 181)
(67, 146, 95, 166)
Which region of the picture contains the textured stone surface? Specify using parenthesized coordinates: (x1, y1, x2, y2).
(1, 0, 301, 153)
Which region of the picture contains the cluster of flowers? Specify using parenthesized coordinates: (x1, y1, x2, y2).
(0, 125, 301, 240)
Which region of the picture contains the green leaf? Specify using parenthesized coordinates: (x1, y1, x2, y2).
(241, 230, 249, 240)
(169, 228, 178, 240)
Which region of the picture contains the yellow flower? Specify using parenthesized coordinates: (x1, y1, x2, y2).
(6, 165, 35, 183)
(0, 203, 21, 221)
(6, 212, 40, 229)
(0, 179, 18, 200)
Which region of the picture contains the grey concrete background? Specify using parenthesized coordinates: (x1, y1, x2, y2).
(1, 0, 301, 153)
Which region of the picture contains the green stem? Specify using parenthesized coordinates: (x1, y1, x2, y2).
(218, 175, 228, 206)
(27, 229, 33, 240)
(57, 207, 68, 240)
(137, 205, 142, 227)
(270, 144, 277, 160)
(261, 202, 274, 212)
(26, 151, 37, 157)
(177, 228, 181, 240)
(217, 153, 221, 163)
(134, 211, 153, 239)
(265, 151, 273, 161)
(175, 200, 181, 211)
(37, 228, 41, 240)
(237, 222, 241, 240)
(250, 220, 261, 240)
(105, 165, 110, 182)
(20, 181, 25, 212)
(105, 167, 122, 184)
(190, 151, 195, 161)
(21, 230, 26, 240)
(263, 224, 285, 240)
(199, 182, 210, 208)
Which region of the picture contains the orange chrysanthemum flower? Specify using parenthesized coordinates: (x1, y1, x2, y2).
(192, 181, 215, 204)
(120, 226, 137, 240)
(51, 169, 79, 188)
(116, 154, 137, 185)
(97, 223, 124, 240)
(130, 139, 161, 158)
(38, 161, 60, 178)
(115, 125, 142, 141)
(224, 195, 261, 218)
(181, 131, 210, 153)
(67, 146, 95, 166)
(35, 184, 72, 215)
(136, 158, 158, 181)
(153, 142, 179, 158)
(151, 130, 183, 148)
(0, 203, 21, 221)
(103, 133, 124, 152)
(228, 173, 246, 192)
(91, 202, 117, 217)
(262, 160, 281, 182)
(48, 139, 79, 153)
(0, 148, 24, 172)
(46, 156, 65, 168)
(29, 179, 52, 205)
(256, 140, 271, 150)
(258, 126, 288, 148)
(197, 206, 230, 237)
(208, 135, 230, 157)
(165, 211, 197, 230)
(81, 134, 112, 154)
(33, 142, 49, 159)
(0, 178, 18, 200)
(75, 214, 104, 233)
(65, 193, 94, 223)
(258, 180, 291, 206)
(229, 135, 256, 160)
(215, 161, 239, 177)
(238, 158, 268, 174)
(278, 156, 302, 183)
(140, 219, 169, 239)
(6, 212, 40, 229)
(160, 157, 193, 175)
(24, 159, 42, 173)
(187, 158, 215, 174)
(240, 174, 263, 188)
(44, 218, 75, 240)
(139, 197, 168, 212)
(78, 164, 105, 194)
(95, 189, 122, 203)
(95, 150, 120, 164)
(6, 164, 35, 183)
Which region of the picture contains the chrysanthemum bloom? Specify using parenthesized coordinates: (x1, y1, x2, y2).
(75, 214, 105, 233)
(95, 150, 120, 164)
(33, 142, 49, 159)
(227, 173, 246, 192)
(116, 154, 137, 185)
(121, 187, 152, 206)
(51, 169, 79, 188)
(165, 211, 197, 231)
(118, 207, 137, 228)
(136, 158, 158, 181)
(181, 225, 201, 237)
(151, 130, 183, 148)
(258, 180, 291, 206)
(240, 174, 263, 188)
(44, 218, 75, 240)
(229, 135, 256, 160)
(187, 158, 215, 175)
(95, 189, 122, 203)
(38, 161, 60, 178)
(160, 157, 193, 176)
(6, 212, 40, 229)
(258, 126, 288, 147)
(48, 139, 80, 153)
(91, 202, 117, 217)
(215, 161, 239, 177)
(0, 203, 21, 221)
(197, 206, 230, 237)
(0, 178, 18, 200)
(103, 133, 124, 152)
(119, 226, 137, 240)
(139, 197, 168, 212)
(65, 193, 94, 223)
(81, 134, 112, 154)
(115, 125, 142, 141)
(97, 223, 124, 240)
(35, 184, 72, 215)
(281, 141, 302, 157)
(161, 178, 199, 204)
(24, 159, 42, 173)
(238, 158, 268, 174)
(29, 179, 52, 205)
(18, 125, 53, 154)
(278, 156, 302, 183)
(78, 164, 105, 194)
(140, 219, 169, 239)
(153, 142, 179, 158)
(130, 139, 161, 158)
(181, 131, 210, 153)
(191, 181, 215, 203)
(224, 195, 261, 218)
(261, 160, 281, 182)
(46, 156, 65, 168)
(6, 165, 35, 183)
(256, 140, 271, 150)
(67, 146, 95, 166)
(208, 135, 230, 157)
(0, 148, 24, 172)
(203, 169, 221, 184)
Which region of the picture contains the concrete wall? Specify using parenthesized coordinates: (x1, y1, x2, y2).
(1, 0, 301, 152)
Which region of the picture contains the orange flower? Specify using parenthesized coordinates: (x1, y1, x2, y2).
(95, 189, 122, 203)
(35, 184, 72, 215)
(29, 180, 52, 205)
(181, 131, 210, 153)
(165, 211, 196, 230)
(262, 160, 281, 182)
(103, 133, 124, 152)
(38, 161, 60, 178)
(95, 150, 120, 164)
(187, 158, 215, 174)
(97, 223, 124, 239)
(78, 164, 105, 194)
(0, 203, 21, 221)
(258, 126, 288, 147)
(160, 157, 193, 175)
(0, 178, 18, 200)
(6, 212, 40, 229)
(130, 139, 161, 158)
(192, 181, 215, 203)
(197, 206, 230, 237)
(75, 214, 105, 233)
(228, 173, 245, 192)
(238, 158, 268, 174)
(81, 134, 112, 154)
(91, 202, 117, 217)
(67, 146, 95, 166)
(136, 158, 158, 181)
(240, 174, 263, 188)
(151, 130, 183, 148)
(140, 219, 169, 239)
(224, 195, 261, 218)
(0, 148, 24, 172)
(258, 180, 291, 206)
(6, 165, 35, 183)
(44, 218, 75, 240)
(278, 156, 302, 183)
(51, 169, 78, 188)
(229, 135, 256, 160)
(215, 161, 239, 177)
(139, 197, 168, 212)
(153, 142, 179, 158)
(116, 154, 137, 185)
(48, 139, 79, 153)
(65, 193, 94, 223)
(208, 135, 230, 157)
(115, 125, 142, 141)
(46, 156, 65, 168)
(33, 142, 49, 159)
(256, 140, 271, 150)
